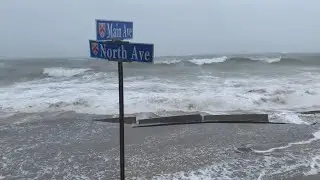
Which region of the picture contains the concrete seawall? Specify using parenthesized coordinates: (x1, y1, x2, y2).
(93, 113, 295, 128)
(203, 114, 269, 123)
(93, 116, 136, 124)
(132, 113, 281, 128)
(137, 114, 202, 125)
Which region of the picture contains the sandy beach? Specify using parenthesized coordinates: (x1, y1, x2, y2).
(1, 112, 320, 179)
(287, 174, 320, 180)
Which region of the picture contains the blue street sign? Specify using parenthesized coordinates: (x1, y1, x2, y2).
(89, 40, 154, 63)
(96, 19, 133, 41)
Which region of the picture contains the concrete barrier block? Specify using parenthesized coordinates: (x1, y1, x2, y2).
(203, 114, 269, 123)
(132, 121, 201, 128)
(94, 116, 136, 124)
(138, 114, 202, 125)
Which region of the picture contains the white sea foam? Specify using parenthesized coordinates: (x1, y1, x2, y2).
(252, 57, 282, 63)
(137, 159, 259, 180)
(137, 153, 317, 180)
(257, 170, 266, 180)
(253, 130, 320, 154)
(188, 56, 228, 65)
(135, 129, 320, 180)
(155, 59, 182, 64)
(269, 111, 309, 125)
(1, 67, 320, 122)
(304, 155, 320, 176)
(154, 56, 283, 65)
(43, 67, 91, 77)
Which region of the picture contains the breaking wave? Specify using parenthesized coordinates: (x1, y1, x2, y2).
(154, 56, 309, 66)
(2, 73, 320, 125)
(43, 67, 92, 77)
(2, 54, 320, 125)
(37, 57, 310, 79)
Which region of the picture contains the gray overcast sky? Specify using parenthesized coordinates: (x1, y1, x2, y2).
(0, 0, 319, 58)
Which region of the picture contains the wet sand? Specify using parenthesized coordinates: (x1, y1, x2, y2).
(287, 174, 320, 180)
(0, 112, 319, 179)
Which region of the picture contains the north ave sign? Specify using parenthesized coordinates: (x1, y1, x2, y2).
(89, 40, 153, 63)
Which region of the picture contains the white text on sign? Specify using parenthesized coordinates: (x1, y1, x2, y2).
(99, 44, 151, 62)
(106, 23, 133, 39)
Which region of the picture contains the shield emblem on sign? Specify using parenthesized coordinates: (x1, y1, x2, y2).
(91, 42, 99, 56)
(98, 23, 106, 38)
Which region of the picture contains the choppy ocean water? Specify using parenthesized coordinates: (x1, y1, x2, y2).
(2, 53, 320, 179)
(1, 53, 320, 119)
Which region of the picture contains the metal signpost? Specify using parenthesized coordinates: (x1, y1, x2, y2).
(89, 20, 154, 180)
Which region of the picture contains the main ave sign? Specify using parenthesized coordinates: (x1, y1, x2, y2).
(96, 19, 133, 41)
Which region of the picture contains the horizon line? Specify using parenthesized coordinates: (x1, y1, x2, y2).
(1, 51, 320, 60)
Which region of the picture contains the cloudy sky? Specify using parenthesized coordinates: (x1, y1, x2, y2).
(0, 0, 319, 58)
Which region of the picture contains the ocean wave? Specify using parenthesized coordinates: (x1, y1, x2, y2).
(154, 59, 182, 65)
(188, 56, 228, 65)
(2, 73, 320, 125)
(43, 67, 92, 77)
(154, 56, 306, 66)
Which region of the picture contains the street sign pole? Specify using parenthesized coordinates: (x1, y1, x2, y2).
(112, 39, 126, 180)
(118, 59, 125, 180)
(113, 39, 127, 180)
(89, 19, 154, 180)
